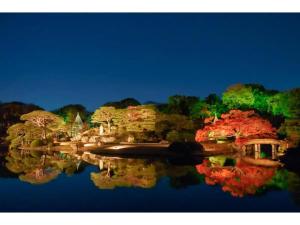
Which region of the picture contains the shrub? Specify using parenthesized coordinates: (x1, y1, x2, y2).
(180, 131, 195, 142)
(166, 130, 195, 142)
(166, 131, 180, 142)
(30, 139, 43, 147)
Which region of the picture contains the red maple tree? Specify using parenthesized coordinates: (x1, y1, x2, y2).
(195, 110, 276, 145)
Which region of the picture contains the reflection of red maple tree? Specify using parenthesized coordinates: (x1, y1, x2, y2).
(195, 110, 277, 145)
(196, 159, 276, 197)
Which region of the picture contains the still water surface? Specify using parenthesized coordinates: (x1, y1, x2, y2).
(0, 149, 300, 212)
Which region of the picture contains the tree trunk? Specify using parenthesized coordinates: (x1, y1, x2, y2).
(107, 121, 111, 134)
(43, 127, 47, 141)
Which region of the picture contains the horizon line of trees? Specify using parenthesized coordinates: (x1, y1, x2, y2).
(1, 83, 300, 146)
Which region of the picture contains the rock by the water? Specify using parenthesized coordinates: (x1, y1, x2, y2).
(100, 136, 116, 143)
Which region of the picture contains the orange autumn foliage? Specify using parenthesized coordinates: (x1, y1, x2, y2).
(195, 110, 277, 144)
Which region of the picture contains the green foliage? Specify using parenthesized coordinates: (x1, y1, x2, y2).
(30, 139, 43, 147)
(252, 86, 276, 112)
(180, 131, 196, 142)
(191, 94, 227, 119)
(190, 100, 210, 119)
(278, 119, 300, 144)
(268, 88, 300, 119)
(221, 83, 299, 120)
(130, 131, 158, 143)
(166, 130, 195, 142)
(156, 113, 195, 139)
(222, 84, 255, 109)
(262, 169, 289, 191)
(166, 131, 180, 142)
(52, 104, 89, 124)
(209, 156, 227, 167)
(165, 95, 198, 116)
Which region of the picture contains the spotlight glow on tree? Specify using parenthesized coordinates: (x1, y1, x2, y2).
(195, 110, 277, 144)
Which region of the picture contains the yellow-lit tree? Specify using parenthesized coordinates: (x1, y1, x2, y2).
(20, 110, 63, 140)
(91, 106, 118, 134)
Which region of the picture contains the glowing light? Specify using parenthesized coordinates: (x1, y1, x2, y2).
(107, 145, 132, 150)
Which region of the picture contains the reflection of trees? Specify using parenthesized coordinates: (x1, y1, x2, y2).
(168, 169, 204, 189)
(19, 168, 60, 185)
(195, 158, 290, 197)
(90, 158, 204, 190)
(91, 159, 158, 189)
(287, 172, 300, 206)
(5, 149, 80, 184)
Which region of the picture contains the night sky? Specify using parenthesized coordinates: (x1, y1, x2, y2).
(0, 13, 299, 111)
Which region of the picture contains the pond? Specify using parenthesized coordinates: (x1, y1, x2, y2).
(0, 148, 300, 212)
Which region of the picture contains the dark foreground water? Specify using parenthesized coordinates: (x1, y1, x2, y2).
(1, 148, 300, 212)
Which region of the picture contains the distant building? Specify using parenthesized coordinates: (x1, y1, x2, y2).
(71, 112, 83, 137)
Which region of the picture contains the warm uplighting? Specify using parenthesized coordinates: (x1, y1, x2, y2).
(107, 145, 132, 150)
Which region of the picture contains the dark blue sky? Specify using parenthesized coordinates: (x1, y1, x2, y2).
(0, 13, 299, 111)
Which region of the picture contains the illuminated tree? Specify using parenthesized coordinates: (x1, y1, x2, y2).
(195, 110, 276, 143)
(222, 84, 255, 109)
(91, 106, 118, 133)
(124, 105, 157, 132)
(190, 100, 210, 119)
(20, 110, 63, 140)
(251, 85, 277, 113)
(191, 94, 227, 119)
(267, 88, 300, 119)
(6, 123, 27, 148)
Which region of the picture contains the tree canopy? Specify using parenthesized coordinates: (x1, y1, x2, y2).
(268, 88, 300, 119)
(52, 104, 89, 124)
(0, 102, 42, 137)
(195, 110, 277, 144)
(103, 98, 141, 109)
(20, 110, 63, 140)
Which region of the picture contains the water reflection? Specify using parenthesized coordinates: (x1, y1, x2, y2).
(1, 148, 300, 205)
(4, 149, 81, 184)
(196, 156, 283, 197)
(90, 157, 203, 189)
